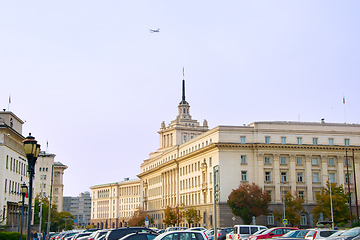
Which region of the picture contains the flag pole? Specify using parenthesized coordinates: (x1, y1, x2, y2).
(343, 95, 346, 123)
(8, 95, 11, 111)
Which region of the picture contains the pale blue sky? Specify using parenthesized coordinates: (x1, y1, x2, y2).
(1, 1, 359, 196)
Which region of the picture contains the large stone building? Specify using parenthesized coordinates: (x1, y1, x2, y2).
(0, 110, 67, 230)
(137, 79, 360, 229)
(90, 178, 141, 229)
(34, 151, 67, 212)
(0, 110, 29, 228)
(63, 191, 91, 227)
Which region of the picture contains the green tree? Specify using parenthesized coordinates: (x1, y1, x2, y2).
(227, 182, 271, 224)
(313, 181, 350, 225)
(182, 207, 201, 228)
(163, 206, 182, 226)
(273, 191, 305, 226)
(34, 194, 51, 231)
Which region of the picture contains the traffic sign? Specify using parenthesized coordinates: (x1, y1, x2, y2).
(282, 219, 287, 225)
(232, 217, 235, 221)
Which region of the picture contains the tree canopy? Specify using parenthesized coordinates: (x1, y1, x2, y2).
(227, 182, 271, 224)
(182, 206, 201, 227)
(163, 206, 182, 226)
(273, 191, 305, 226)
(313, 181, 350, 225)
(128, 208, 153, 227)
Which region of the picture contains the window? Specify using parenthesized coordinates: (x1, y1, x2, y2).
(297, 172, 303, 182)
(4, 179, 7, 192)
(241, 155, 247, 164)
(265, 136, 271, 144)
(313, 138, 318, 145)
(241, 171, 247, 181)
(297, 137, 302, 145)
(329, 138, 334, 145)
(265, 172, 271, 182)
(280, 157, 286, 164)
(267, 213, 274, 225)
(240, 136, 246, 144)
(297, 157, 303, 165)
(328, 158, 334, 166)
(54, 172, 59, 177)
(209, 157, 212, 166)
(300, 213, 307, 226)
(281, 137, 286, 144)
(6, 156, 8, 169)
(345, 158, 351, 166)
(312, 157, 319, 165)
(183, 135, 186, 143)
(345, 174, 351, 184)
(264, 156, 270, 164)
(313, 172, 319, 183)
(329, 173, 335, 183)
(299, 191, 304, 199)
(345, 139, 350, 146)
(281, 172, 287, 182)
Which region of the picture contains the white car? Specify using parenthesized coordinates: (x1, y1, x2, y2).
(154, 230, 208, 240)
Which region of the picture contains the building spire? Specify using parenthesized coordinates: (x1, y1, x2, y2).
(182, 67, 185, 102)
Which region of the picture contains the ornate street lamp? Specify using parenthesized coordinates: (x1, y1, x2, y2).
(20, 183, 28, 240)
(23, 134, 40, 240)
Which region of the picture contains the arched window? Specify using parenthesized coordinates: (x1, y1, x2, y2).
(300, 213, 307, 226)
(267, 213, 274, 225)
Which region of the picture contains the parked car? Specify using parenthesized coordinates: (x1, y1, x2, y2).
(325, 230, 346, 240)
(273, 230, 310, 240)
(226, 231, 234, 240)
(233, 225, 267, 240)
(205, 228, 222, 240)
(118, 232, 159, 240)
(189, 228, 207, 232)
(248, 227, 298, 240)
(304, 229, 337, 240)
(154, 230, 208, 240)
(88, 229, 109, 240)
(218, 228, 234, 240)
(165, 227, 189, 232)
(71, 232, 93, 240)
(242, 229, 268, 240)
(326, 228, 360, 240)
(104, 227, 158, 240)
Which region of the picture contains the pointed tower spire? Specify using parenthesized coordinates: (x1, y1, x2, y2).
(178, 67, 191, 119)
(182, 67, 185, 102)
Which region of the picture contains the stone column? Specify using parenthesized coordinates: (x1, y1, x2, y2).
(257, 153, 264, 188)
(321, 155, 328, 184)
(337, 155, 345, 186)
(273, 154, 281, 202)
(290, 155, 296, 194)
(305, 155, 313, 202)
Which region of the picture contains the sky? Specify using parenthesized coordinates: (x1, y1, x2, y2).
(1, 1, 360, 197)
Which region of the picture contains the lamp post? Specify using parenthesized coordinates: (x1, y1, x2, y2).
(23, 134, 40, 240)
(323, 175, 334, 229)
(20, 183, 27, 240)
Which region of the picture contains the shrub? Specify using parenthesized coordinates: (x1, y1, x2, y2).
(0, 232, 26, 240)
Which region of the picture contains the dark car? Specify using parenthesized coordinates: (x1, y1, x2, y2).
(104, 227, 158, 240)
(119, 232, 159, 240)
(272, 230, 309, 240)
(89, 229, 109, 240)
(218, 228, 234, 240)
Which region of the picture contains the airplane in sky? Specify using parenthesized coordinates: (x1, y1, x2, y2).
(149, 28, 160, 33)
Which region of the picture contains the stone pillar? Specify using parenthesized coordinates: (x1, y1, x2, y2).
(257, 153, 264, 188)
(290, 155, 296, 194)
(273, 154, 281, 202)
(305, 155, 313, 202)
(337, 155, 345, 186)
(321, 155, 328, 184)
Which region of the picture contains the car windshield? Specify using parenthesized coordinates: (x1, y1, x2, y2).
(261, 229, 274, 235)
(252, 229, 266, 236)
(343, 229, 360, 237)
(281, 231, 298, 238)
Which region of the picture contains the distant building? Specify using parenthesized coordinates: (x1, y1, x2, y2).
(137, 78, 360, 228)
(63, 192, 91, 227)
(0, 110, 28, 227)
(34, 151, 67, 212)
(90, 178, 140, 229)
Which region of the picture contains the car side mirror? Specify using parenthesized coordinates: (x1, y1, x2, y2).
(269, 233, 274, 236)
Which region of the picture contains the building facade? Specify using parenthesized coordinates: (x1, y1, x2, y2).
(34, 151, 67, 212)
(63, 191, 91, 227)
(0, 110, 29, 228)
(90, 178, 140, 229)
(137, 79, 360, 229)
